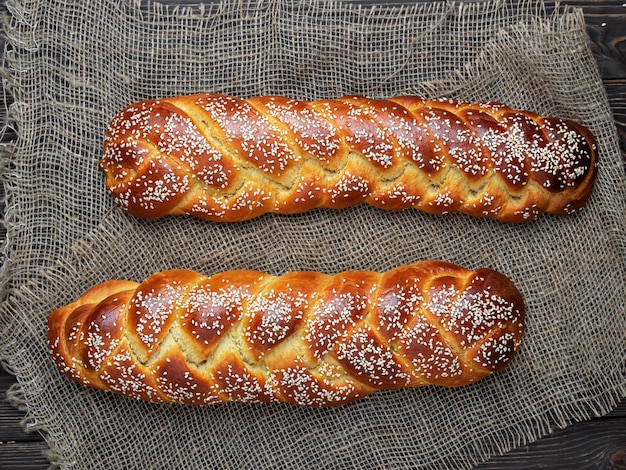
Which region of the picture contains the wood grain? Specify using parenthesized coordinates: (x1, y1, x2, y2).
(605, 82, 626, 153)
(0, 375, 40, 443)
(549, 0, 626, 80)
(478, 401, 626, 469)
(0, 441, 50, 470)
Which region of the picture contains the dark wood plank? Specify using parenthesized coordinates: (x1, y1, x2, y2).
(478, 418, 626, 469)
(0, 372, 43, 443)
(0, 371, 48, 470)
(606, 81, 626, 154)
(543, 1, 626, 80)
(606, 399, 626, 418)
(0, 441, 49, 470)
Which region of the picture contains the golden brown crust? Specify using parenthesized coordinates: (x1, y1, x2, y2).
(47, 261, 525, 406)
(100, 93, 597, 223)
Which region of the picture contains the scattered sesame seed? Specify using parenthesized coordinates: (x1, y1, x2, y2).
(101, 95, 594, 223)
(53, 262, 524, 405)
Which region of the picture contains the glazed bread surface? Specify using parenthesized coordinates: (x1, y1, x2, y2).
(100, 93, 597, 223)
(48, 261, 525, 407)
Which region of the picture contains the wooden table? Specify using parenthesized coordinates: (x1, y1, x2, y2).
(1, 1, 625, 468)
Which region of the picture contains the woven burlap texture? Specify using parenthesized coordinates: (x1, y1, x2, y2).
(1, 0, 625, 468)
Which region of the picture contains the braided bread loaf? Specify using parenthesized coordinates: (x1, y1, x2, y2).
(100, 93, 597, 223)
(47, 261, 524, 407)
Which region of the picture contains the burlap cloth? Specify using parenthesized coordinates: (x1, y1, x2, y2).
(0, 0, 624, 468)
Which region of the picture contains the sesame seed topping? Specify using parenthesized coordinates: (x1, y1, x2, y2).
(101, 95, 595, 223)
(52, 262, 524, 405)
